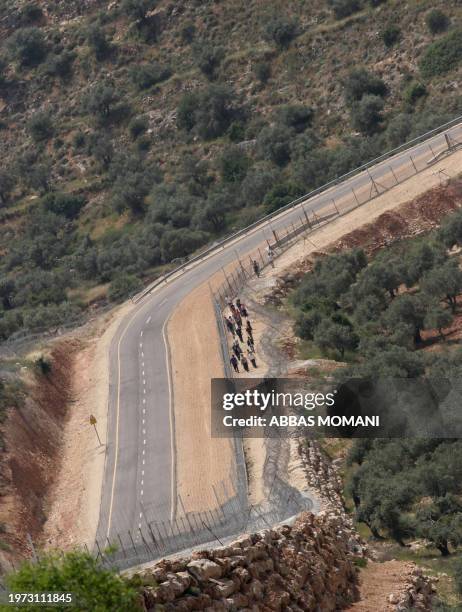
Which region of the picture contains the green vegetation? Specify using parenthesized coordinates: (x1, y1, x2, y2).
(0, 0, 461, 342)
(8, 26, 47, 66)
(426, 9, 450, 35)
(347, 440, 462, 556)
(6, 550, 141, 611)
(381, 24, 400, 48)
(292, 210, 462, 369)
(420, 29, 462, 78)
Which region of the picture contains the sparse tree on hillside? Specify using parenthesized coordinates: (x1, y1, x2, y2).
(314, 318, 359, 357)
(87, 24, 112, 61)
(28, 111, 54, 142)
(344, 69, 388, 106)
(8, 27, 47, 67)
(351, 94, 385, 135)
(263, 15, 298, 49)
(219, 146, 250, 183)
(84, 82, 121, 122)
(328, 0, 362, 20)
(0, 170, 16, 206)
(426, 9, 450, 35)
(422, 260, 462, 313)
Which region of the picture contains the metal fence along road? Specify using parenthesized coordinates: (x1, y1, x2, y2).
(91, 470, 312, 571)
(211, 129, 462, 311)
(132, 115, 462, 305)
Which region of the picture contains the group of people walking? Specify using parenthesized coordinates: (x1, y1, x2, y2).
(225, 298, 258, 374)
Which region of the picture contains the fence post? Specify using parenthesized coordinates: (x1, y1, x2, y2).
(389, 165, 399, 185)
(351, 187, 360, 207)
(331, 198, 339, 214)
(410, 155, 418, 173)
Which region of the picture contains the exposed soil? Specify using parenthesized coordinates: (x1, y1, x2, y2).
(348, 560, 423, 612)
(0, 342, 78, 569)
(168, 279, 236, 515)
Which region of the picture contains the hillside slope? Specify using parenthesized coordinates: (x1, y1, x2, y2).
(0, 0, 461, 342)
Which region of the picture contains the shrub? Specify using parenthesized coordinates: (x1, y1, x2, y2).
(21, 3, 44, 24)
(0, 170, 16, 206)
(129, 115, 148, 139)
(227, 121, 246, 143)
(239, 164, 279, 206)
(344, 68, 388, 106)
(419, 29, 462, 78)
(404, 81, 427, 105)
(256, 124, 293, 166)
(277, 104, 313, 133)
(263, 15, 298, 49)
(73, 131, 86, 149)
(160, 228, 208, 261)
(8, 27, 47, 66)
(84, 82, 128, 123)
(28, 112, 54, 142)
(130, 62, 171, 89)
(181, 23, 196, 43)
(328, 0, 362, 20)
(254, 60, 271, 83)
(195, 44, 224, 80)
(381, 24, 400, 48)
(43, 50, 75, 79)
(351, 94, 384, 134)
(6, 550, 139, 610)
(41, 192, 86, 219)
(177, 85, 241, 140)
(263, 181, 302, 212)
(121, 0, 155, 22)
(108, 273, 141, 301)
(219, 146, 250, 183)
(425, 9, 450, 35)
(87, 24, 112, 60)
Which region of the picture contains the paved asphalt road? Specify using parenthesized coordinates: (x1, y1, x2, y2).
(95, 123, 462, 545)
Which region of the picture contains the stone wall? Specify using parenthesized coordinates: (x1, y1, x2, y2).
(135, 511, 361, 611)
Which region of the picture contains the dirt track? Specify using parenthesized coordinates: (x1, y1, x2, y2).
(167, 281, 236, 514)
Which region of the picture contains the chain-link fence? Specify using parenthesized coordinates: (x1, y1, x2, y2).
(211, 131, 462, 311)
(90, 472, 312, 571)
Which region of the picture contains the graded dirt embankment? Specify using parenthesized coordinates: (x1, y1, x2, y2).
(41, 302, 135, 551)
(167, 281, 235, 514)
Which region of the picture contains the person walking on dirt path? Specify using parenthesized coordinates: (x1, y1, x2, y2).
(225, 316, 235, 337)
(247, 335, 254, 350)
(232, 340, 242, 360)
(241, 355, 249, 372)
(267, 248, 274, 268)
(247, 347, 257, 368)
(237, 300, 248, 318)
(247, 328, 254, 344)
(233, 309, 242, 327)
(236, 326, 243, 342)
(230, 354, 239, 373)
(253, 260, 260, 278)
(246, 319, 253, 335)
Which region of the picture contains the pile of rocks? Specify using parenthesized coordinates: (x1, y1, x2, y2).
(393, 566, 436, 611)
(136, 511, 360, 611)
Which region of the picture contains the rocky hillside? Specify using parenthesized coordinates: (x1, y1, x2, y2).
(0, 0, 462, 342)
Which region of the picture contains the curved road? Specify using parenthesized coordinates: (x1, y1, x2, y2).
(95, 124, 462, 545)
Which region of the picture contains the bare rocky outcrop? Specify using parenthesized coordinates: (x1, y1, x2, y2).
(135, 511, 361, 611)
